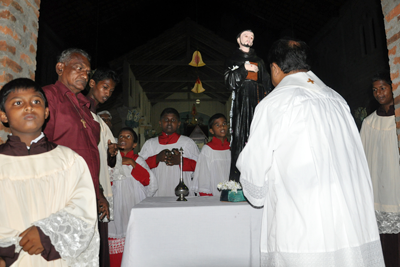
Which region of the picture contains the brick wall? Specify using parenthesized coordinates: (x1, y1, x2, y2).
(0, 0, 40, 144)
(381, 0, 400, 152)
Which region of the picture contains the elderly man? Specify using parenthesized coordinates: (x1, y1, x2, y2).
(237, 39, 384, 266)
(43, 48, 110, 267)
(224, 30, 270, 182)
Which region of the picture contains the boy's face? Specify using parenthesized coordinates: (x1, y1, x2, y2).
(159, 113, 181, 135)
(0, 88, 49, 137)
(89, 78, 116, 104)
(118, 130, 137, 152)
(372, 80, 393, 106)
(209, 117, 228, 138)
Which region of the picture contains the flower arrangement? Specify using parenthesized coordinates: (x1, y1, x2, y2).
(217, 180, 242, 193)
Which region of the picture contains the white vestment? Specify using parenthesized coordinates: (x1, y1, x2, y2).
(192, 145, 231, 195)
(0, 146, 99, 267)
(360, 111, 400, 233)
(108, 153, 158, 238)
(139, 135, 199, 197)
(92, 112, 115, 221)
(237, 71, 384, 267)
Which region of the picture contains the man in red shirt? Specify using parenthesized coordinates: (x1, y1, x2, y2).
(43, 48, 109, 266)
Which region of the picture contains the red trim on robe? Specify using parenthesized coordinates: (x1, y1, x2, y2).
(120, 150, 150, 186)
(158, 132, 180, 144)
(206, 137, 230, 151)
(199, 192, 213, 196)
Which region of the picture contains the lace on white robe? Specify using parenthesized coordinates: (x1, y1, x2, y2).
(33, 210, 100, 267)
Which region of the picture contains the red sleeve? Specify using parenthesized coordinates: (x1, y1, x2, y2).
(182, 157, 196, 172)
(131, 163, 150, 186)
(145, 155, 159, 169)
(199, 192, 213, 196)
(37, 226, 61, 261)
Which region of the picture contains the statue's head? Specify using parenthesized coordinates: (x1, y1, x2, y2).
(237, 30, 254, 49)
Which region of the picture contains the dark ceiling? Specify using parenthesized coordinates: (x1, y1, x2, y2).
(37, 0, 350, 106)
(38, 0, 348, 68)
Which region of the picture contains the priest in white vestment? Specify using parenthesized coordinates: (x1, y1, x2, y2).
(237, 38, 384, 267)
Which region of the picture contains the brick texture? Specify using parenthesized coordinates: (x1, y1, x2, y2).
(381, 0, 400, 151)
(0, 0, 41, 140)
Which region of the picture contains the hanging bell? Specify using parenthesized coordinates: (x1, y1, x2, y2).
(191, 78, 205, 93)
(189, 50, 206, 67)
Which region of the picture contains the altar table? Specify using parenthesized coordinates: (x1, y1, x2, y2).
(121, 196, 263, 267)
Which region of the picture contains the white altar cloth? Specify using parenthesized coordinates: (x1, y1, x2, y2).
(121, 196, 263, 267)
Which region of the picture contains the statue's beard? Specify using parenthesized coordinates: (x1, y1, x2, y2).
(240, 41, 252, 48)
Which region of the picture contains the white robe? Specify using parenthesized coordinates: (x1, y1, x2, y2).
(139, 135, 199, 197)
(360, 111, 400, 233)
(0, 146, 99, 267)
(192, 145, 230, 195)
(237, 71, 384, 267)
(92, 112, 115, 221)
(108, 153, 158, 238)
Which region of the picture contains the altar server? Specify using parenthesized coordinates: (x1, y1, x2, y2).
(139, 108, 199, 196)
(360, 71, 400, 264)
(108, 127, 157, 267)
(192, 113, 230, 196)
(0, 78, 99, 267)
(237, 38, 384, 266)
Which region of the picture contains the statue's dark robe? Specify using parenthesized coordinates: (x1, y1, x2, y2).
(224, 48, 271, 182)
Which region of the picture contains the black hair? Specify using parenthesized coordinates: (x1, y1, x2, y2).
(208, 113, 227, 129)
(236, 29, 253, 39)
(91, 67, 120, 85)
(0, 78, 47, 112)
(118, 127, 138, 143)
(268, 38, 311, 74)
(372, 70, 392, 86)
(160, 107, 180, 120)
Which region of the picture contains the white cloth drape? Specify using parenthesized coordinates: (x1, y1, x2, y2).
(237, 71, 384, 267)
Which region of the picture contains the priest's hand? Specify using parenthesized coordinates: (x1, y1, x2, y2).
(156, 149, 170, 164)
(108, 140, 118, 157)
(98, 195, 110, 221)
(244, 63, 258, 72)
(166, 148, 180, 166)
(19, 226, 44, 255)
(122, 157, 137, 168)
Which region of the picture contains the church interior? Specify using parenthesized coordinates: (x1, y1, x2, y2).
(34, 0, 390, 145)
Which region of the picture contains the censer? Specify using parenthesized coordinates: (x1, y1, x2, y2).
(174, 147, 189, 201)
